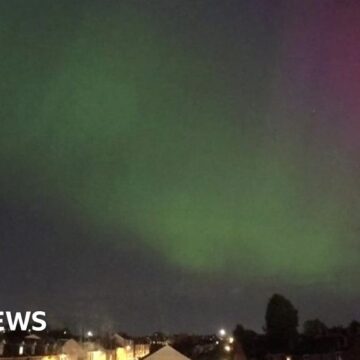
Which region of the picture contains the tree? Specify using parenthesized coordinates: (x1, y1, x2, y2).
(303, 319, 327, 337)
(233, 324, 258, 359)
(348, 320, 360, 335)
(265, 294, 298, 351)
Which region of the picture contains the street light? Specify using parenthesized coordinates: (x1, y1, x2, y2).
(219, 328, 226, 337)
(224, 345, 231, 353)
(228, 337, 234, 344)
(87, 331, 93, 337)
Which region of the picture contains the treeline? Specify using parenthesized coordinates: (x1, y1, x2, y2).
(233, 293, 360, 357)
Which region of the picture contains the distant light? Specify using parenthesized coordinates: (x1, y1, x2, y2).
(64, 331, 67, 335)
(19, 346, 24, 355)
(126, 345, 131, 351)
(219, 329, 226, 337)
(215, 341, 219, 345)
(87, 331, 93, 337)
(224, 345, 231, 353)
(228, 337, 234, 344)
(286, 357, 292, 360)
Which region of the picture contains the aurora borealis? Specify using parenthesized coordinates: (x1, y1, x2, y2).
(1, 1, 360, 333)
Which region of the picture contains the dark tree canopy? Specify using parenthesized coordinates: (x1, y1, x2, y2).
(348, 320, 360, 335)
(303, 319, 327, 337)
(265, 294, 298, 342)
(233, 324, 260, 359)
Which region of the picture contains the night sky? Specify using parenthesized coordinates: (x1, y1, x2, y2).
(1, 0, 360, 335)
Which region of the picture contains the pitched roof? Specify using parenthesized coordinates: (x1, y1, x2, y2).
(144, 345, 191, 360)
(25, 334, 41, 340)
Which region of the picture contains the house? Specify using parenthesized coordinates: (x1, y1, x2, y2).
(142, 345, 190, 360)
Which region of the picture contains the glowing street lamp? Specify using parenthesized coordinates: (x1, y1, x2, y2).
(87, 331, 93, 337)
(224, 345, 231, 353)
(228, 337, 234, 344)
(219, 328, 226, 337)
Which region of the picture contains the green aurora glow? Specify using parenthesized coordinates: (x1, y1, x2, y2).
(1, 1, 359, 291)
